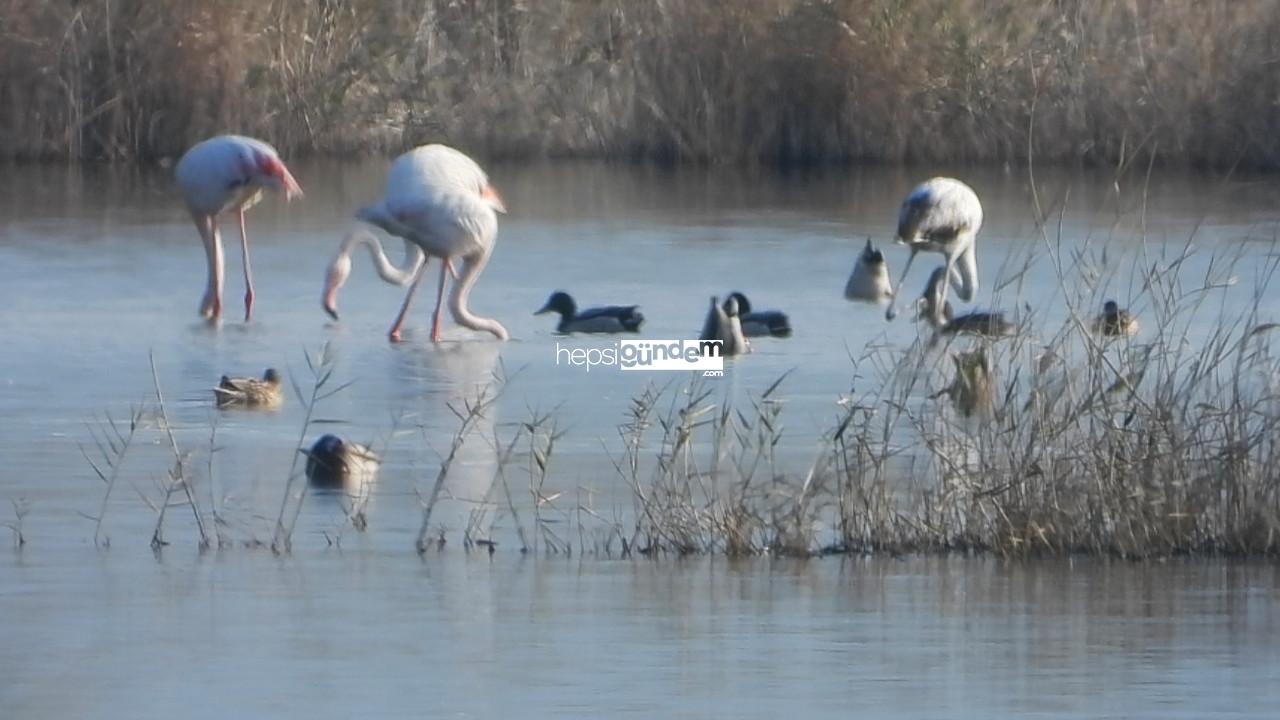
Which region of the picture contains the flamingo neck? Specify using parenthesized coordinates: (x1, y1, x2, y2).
(338, 228, 425, 286)
(449, 250, 509, 340)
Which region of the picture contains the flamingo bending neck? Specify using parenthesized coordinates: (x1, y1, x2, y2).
(338, 228, 426, 286)
(449, 249, 509, 340)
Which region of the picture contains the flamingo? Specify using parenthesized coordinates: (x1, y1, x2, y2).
(322, 144, 509, 342)
(884, 177, 982, 321)
(175, 135, 303, 322)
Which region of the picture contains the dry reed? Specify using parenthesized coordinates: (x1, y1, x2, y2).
(4, 1, 1280, 168)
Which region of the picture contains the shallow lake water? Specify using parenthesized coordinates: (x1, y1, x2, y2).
(2, 160, 1280, 716)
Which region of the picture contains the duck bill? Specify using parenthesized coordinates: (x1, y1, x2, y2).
(533, 302, 554, 316)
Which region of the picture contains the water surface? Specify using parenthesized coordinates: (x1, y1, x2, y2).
(2, 161, 1279, 717)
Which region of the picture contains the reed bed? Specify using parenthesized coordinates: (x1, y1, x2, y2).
(4, 0, 1280, 167)
(618, 249, 1280, 558)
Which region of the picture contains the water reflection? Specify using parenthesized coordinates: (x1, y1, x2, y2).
(389, 339, 504, 540)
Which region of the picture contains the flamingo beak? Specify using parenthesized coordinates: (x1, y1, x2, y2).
(280, 166, 304, 201)
(259, 156, 303, 201)
(481, 184, 507, 214)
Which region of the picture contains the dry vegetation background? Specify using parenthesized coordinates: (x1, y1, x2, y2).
(2, 0, 1279, 165)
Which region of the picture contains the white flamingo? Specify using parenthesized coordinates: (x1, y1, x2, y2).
(884, 177, 982, 321)
(175, 135, 303, 321)
(322, 145, 509, 342)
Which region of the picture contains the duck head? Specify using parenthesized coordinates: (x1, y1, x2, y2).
(311, 434, 345, 457)
(724, 292, 752, 315)
(306, 434, 348, 487)
(263, 368, 281, 385)
(535, 291, 577, 317)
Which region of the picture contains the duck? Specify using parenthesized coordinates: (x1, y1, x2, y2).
(213, 368, 283, 408)
(700, 295, 750, 356)
(916, 267, 1017, 338)
(932, 349, 994, 419)
(304, 434, 380, 490)
(927, 301, 1018, 338)
(535, 291, 644, 334)
(1092, 300, 1139, 337)
(724, 292, 792, 338)
(844, 238, 893, 304)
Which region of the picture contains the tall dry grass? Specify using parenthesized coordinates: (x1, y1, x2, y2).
(617, 242, 1280, 558)
(3, 0, 1279, 166)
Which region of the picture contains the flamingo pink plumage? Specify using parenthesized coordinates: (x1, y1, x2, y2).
(322, 144, 509, 343)
(175, 135, 303, 322)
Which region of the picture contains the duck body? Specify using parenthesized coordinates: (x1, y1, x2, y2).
(939, 349, 994, 419)
(305, 434, 380, 490)
(916, 267, 1016, 338)
(1093, 301, 1139, 337)
(844, 238, 893, 304)
(939, 305, 1018, 338)
(724, 292, 791, 338)
(536, 291, 644, 334)
(213, 368, 283, 408)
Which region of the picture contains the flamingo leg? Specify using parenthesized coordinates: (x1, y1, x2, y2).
(194, 213, 225, 321)
(937, 251, 958, 313)
(949, 241, 978, 303)
(884, 249, 918, 321)
(430, 258, 454, 343)
(237, 209, 254, 322)
(388, 261, 429, 343)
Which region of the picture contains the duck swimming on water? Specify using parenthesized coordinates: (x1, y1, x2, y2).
(724, 292, 791, 338)
(304, 434, 380, 490)
(304, 434, 379, 529)
(917, 267, 1016, 338)
(213, 368, 283, 408)
(535, 291, 644, 334)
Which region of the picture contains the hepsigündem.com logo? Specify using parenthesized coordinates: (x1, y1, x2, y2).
(556, 339, 724, 375)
